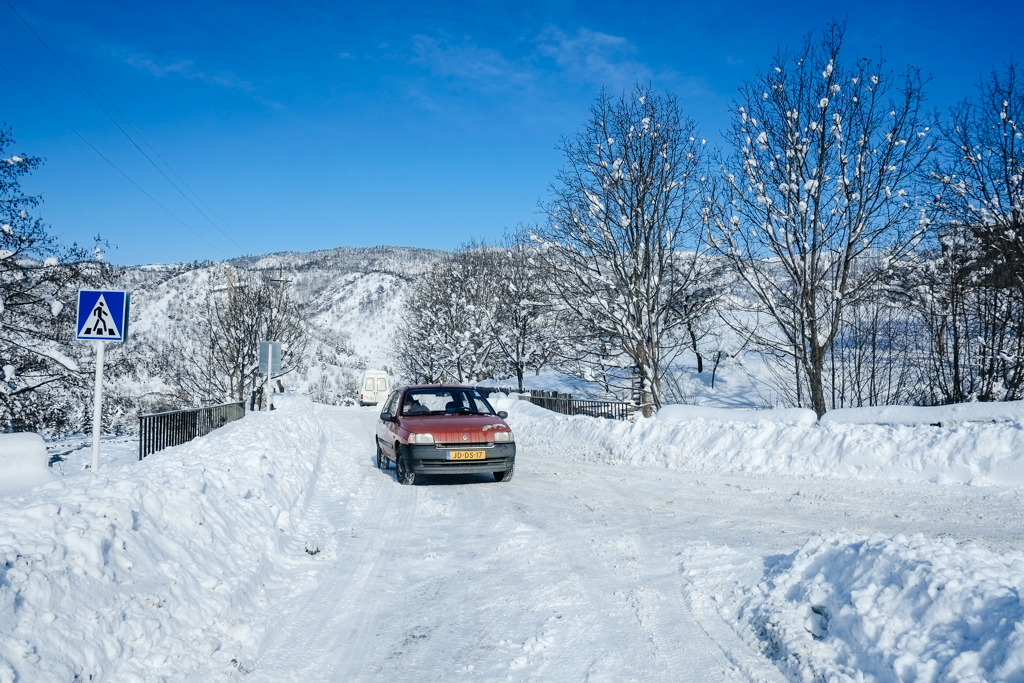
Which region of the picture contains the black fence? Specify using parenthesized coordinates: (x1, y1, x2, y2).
(138, 401, 246, 460)
(527, 390, 633, 421)
(477, 386, 633, 421)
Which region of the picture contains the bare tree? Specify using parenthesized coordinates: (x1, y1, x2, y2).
(710, 22, 934, 416)
(933, 61, 1024, 296)
(486, 230, 557, 391)
(909, 224, 1024, 403)
(0, 126, 109, 433)
(167, 267, 307, 405)
(394, 246, 496, 384)
(923, 61, 1024, 401)
(537, 84, 711, 416)
(824, 277, 920, 407)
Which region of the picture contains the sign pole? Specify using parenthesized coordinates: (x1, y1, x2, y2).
(258, 341, 282, 412)
(76, 289, 128, 472)
(91, 340, 105, 472)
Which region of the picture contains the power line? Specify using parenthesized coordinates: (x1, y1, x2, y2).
(3, 0, 259, 255)
(0, 59, 230, 259)
(4, 0, 252, 254)
(19, 0, 259, 254)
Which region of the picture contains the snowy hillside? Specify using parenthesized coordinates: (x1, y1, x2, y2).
(114, 245, 767, 417)
(115, 246, 443, 409)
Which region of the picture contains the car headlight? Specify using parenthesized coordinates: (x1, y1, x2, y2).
(493, 430, 514, 443)
(408, 433, 434, 444)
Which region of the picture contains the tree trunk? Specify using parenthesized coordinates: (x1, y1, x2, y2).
(687, 321, 703, 373)
(808, 353, 827, 418)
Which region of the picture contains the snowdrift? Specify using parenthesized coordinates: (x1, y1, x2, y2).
(657, 404, 817, 425)
(0, 396, 325, 682)
(739, 532, 1024, 682)
(495, 398, 1024, 485)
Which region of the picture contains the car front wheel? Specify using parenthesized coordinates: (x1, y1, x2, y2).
(376, 441, 388, 469)
(493, 459, 515, 482)
(396, 447, 416, 485)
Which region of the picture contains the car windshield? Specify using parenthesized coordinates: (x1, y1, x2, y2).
(401, 388, 495, 416)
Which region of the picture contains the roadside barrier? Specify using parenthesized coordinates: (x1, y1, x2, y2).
(526, 390, 633, 421)
(138, 401, 246, 460)
(477, 386, 633, 421)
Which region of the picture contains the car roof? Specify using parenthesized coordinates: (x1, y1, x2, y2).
(403, 384, 475, 391)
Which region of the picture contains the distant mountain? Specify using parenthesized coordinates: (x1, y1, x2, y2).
(114, 245, 446, 411)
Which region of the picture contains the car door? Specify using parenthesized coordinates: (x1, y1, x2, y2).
(378, 391, 401, 457)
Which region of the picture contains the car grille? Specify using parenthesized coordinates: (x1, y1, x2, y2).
(434, 442, 492, 449)
(417, 454, 511, 470)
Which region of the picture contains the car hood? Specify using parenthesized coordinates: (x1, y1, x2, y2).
(400, 414, 510, 441)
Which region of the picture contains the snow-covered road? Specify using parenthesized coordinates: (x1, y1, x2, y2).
(248, 406, 770, 682)
(4, 398, 1024, 682)
(242, 405, 1024, 682)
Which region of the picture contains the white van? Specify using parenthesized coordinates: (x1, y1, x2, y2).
(359, 370, 390, 406)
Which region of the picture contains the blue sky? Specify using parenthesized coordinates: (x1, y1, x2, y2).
(1, 0, 1019, 265)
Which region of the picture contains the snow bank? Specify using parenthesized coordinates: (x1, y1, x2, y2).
(488, 394, 557, 419)
(657, 405, 817, 425)
(822, 400, 1024, 427)
(0, 396, 325, 682)
(495, 398, 1024, 485)
(739, 533, 1024, 682)
(0, 433, 54, 496)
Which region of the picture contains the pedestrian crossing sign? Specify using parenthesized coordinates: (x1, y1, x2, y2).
(77, 290, 130, 342)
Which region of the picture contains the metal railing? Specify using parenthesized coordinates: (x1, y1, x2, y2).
(476, 385, 633, 421)
(138, 401, 246, 460)
(527, 390, 633, 421)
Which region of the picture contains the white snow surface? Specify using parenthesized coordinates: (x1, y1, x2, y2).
(4, 397, 1024, 681)
(734, 532, 1024, 682)
(656, 405, 818, 425)
(495, 398, 1024, 486)
(0, 396, 324, 681)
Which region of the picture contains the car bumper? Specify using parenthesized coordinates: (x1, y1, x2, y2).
(404, 443, 516, 474)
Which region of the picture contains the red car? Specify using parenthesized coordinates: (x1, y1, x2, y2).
(375, 385, 516, 484)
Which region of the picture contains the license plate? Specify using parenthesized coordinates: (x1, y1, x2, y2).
(447, 450, 486, 460)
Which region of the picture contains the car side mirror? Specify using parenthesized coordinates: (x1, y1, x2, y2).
(380, 412, 396, 422)
(497, 411, 508, 419)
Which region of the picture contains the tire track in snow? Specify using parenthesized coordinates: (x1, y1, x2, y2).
(567, 475, 762, 682)
(246, 408, 794, 682)
(245, 409, 417, 682)
(677, 547, 789, 683)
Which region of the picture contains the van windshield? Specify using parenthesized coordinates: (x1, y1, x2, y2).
(401, 389, 495, 416)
